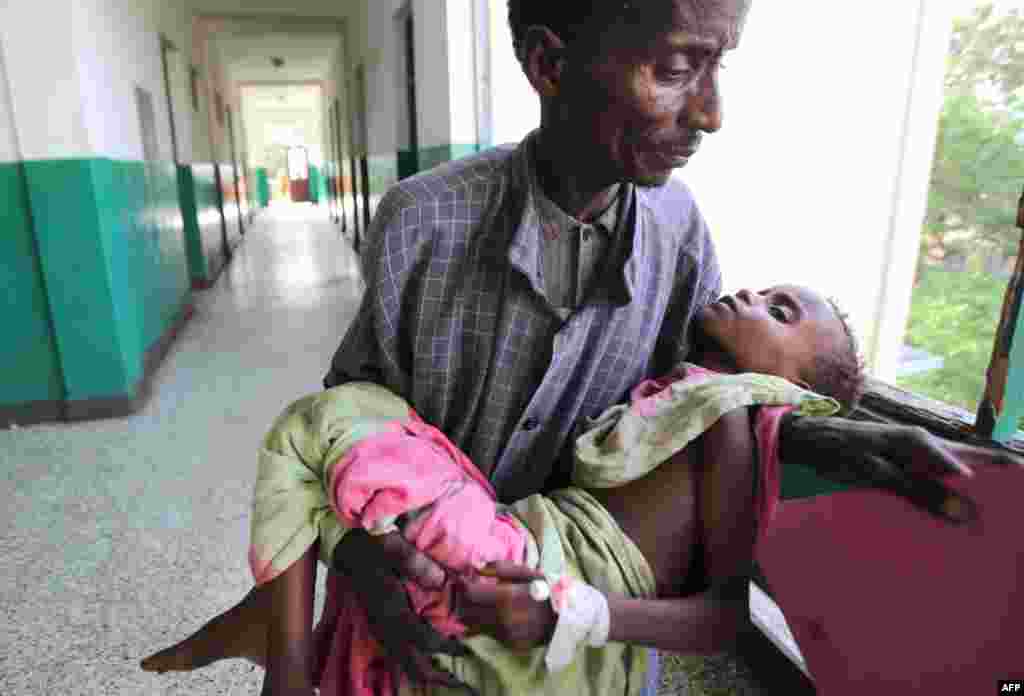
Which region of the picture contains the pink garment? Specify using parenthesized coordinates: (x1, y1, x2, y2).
(315, 413, 527, 696)
(314, 369, 792, 695)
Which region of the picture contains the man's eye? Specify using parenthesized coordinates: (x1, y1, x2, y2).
(656, 58, 695, 81)
(769, 306, 789, 322)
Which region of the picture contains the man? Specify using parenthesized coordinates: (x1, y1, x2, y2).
(315, 0, 1014, 692)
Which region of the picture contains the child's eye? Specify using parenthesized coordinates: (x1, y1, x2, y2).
(769, 306, 789, 322)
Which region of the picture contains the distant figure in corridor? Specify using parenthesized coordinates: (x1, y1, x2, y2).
(143, 0, 1015, 694)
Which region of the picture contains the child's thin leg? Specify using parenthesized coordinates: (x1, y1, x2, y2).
(140, 543, 319, 675)
(139, 585, 269, 672)
(262, 541, 318, 692)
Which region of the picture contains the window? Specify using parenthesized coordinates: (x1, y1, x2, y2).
(895, 1, 1024, 436)
(190, 66, 201, 113)
(669, 1, 1024, 443)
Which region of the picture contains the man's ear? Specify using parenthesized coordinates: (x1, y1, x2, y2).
(522, 25, 569, 99)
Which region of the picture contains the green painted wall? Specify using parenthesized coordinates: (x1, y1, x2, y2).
(257, 167, 270, 208)
(309, 164, 322, 204)
(367, 154, 398, 226)
(416, 144, 482, 172)
(0, 162, 64, 406)
(21, 158, 189, 402)
(219, 163, 243, 250)
(397, 149, 418, 180)
(994, 308, 1024, 441)
(188, 163, 228, 285)
(179, 165, 207, 281)
(780, 462, 851, 500)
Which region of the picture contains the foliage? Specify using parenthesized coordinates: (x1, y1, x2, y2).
(922, 3, 1024, 264)
(897, 267, 1005, 414)
(902, 4, 1024, 433)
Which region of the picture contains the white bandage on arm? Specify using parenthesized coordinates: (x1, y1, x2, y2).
(544, 576, 611, 672)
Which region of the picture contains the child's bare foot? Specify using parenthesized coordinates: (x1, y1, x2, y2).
(140, 589, 267, 673)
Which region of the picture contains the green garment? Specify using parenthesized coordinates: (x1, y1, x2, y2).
(423, 488, 656, 696)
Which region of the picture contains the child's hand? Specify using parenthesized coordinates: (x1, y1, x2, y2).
(454, 562, 556, 650)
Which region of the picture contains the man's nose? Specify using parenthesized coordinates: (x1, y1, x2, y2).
(683, 69, 723, 133)
(736, 288, 756, 305)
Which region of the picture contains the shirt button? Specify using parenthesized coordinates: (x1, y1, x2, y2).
(523, 417, 540, 431)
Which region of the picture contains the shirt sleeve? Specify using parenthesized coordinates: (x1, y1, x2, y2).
(651, 202, 722, 376)
(323, 188, 417, 395)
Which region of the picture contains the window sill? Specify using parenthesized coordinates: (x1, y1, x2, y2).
(854, 378, 1024, 454)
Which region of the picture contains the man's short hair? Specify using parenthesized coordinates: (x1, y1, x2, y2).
(507, 1, 624, 60)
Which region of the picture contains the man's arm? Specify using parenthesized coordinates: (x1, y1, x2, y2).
(777, 414, 1022, 523)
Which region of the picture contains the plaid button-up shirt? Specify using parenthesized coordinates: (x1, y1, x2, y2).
(324, 132, 721, 503)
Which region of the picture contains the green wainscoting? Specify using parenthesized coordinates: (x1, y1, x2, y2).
(0, 162, 64, 414)
(415, 143, 482, 172)
(366, 154, 399, 225)
(8, 157, 191, 422)
(397, 149, 418, 180)
(257, 167, 271, 208)
(179, 163, 227, 289)
(780, 462, 851, 500)
(218, 163, 243, 250)
(993, 302, 1024, 441)
(368, 154, 398, 197)
(309, 164, 322, 204)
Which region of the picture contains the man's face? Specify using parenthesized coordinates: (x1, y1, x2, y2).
(558, 0, 750, 187)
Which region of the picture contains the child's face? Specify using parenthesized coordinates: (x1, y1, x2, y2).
(696, 284, 842, 387)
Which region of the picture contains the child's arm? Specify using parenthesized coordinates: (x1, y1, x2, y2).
(458, 409, 759, 655)
(604, 407, 757, 653)
(261, 542, 318, 696)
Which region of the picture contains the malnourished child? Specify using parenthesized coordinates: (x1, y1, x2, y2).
(142, 284, 864, 696)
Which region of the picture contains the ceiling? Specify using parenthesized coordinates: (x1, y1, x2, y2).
(217, 32, 341, 83)
(241, 84, 322, 112)
(189, 0, 357, 18)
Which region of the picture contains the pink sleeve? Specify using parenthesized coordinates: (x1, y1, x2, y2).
(752, 405, 795, 549)
(327, 418, 520, 573)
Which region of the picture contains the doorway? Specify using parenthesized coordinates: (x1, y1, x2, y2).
(288, 146, 311, 202)
(396, 7, 419, 180)
(354, 64, 370, 246)
(333, 97, 347, 235)
(225, 107, 245, 235)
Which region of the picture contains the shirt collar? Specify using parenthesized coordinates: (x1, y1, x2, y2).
(505, 130, 637, 303)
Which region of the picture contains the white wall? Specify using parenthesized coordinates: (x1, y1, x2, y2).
(0, 38, 21, 163)
(0, 0, 91, 160)
(681, 0, 951, 375)
(0, 0, 193, 162)
(74, 0, 170, 161)
(445, 0, 477, 147)
(363, 0, 401, 156)
(488, 0, 539, 146)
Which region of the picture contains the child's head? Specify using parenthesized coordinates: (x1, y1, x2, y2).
(696, 284, 865, 408)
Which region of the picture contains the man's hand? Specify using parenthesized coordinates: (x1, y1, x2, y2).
(332, 529, 475, 691)
(778, 415, 1024, 524)
(454, 562, 555, 651)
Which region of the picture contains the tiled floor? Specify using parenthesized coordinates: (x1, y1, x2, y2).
(0, 203, 362, 695)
